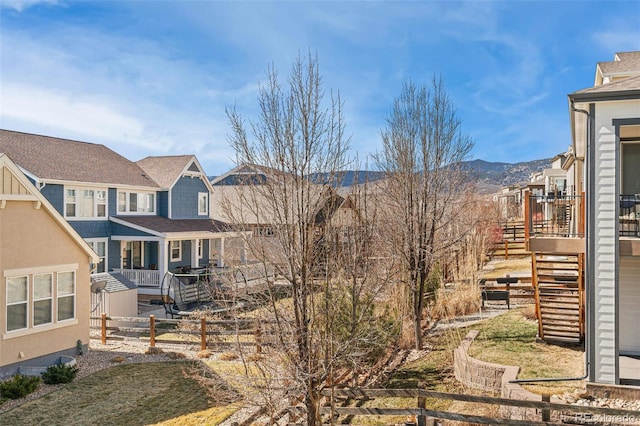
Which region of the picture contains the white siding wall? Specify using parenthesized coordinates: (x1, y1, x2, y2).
(592, 101, 640, 384)
(620, 256, 640, 355)
(592, 103, 619, 384)
(90, 290, 138, 327)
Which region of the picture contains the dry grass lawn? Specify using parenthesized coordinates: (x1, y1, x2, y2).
(481, 258, 532, 279)
(469, 308, 585, 395)
(0, 362, 238, 426)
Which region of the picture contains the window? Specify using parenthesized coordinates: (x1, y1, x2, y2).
(4, 267, 79, 336)
(57, 271, 75, 322)
(122, 241, 143, 269)
(33, 274, 53, 326)
(117, 191, 155, 214)
(6, 276, 28, 332)
(65, 188, 107, 219)
(87, 239, 107, 273)
(254, 227, 274, 237)
(170, 241, 182, 261)
(65, 189, 76, 217)
(198, 192, 209, 215)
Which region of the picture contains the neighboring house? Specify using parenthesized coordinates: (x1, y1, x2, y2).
(0, 153, 99, 377)
(0, 130, 243, 301)
(211, 164, 367, 269)
(527, 51, 640, 385)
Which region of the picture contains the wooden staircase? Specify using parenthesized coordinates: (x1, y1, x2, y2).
(532, 252, 585, 344)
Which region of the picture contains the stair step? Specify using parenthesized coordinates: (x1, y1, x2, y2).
(538, 287, 579, 292)
(539, 297, 580, 302)
(539, 297, 580, 303)
(542, 334, 582, 343)
(540, 304, 580, 312)
(542, 311, 580, 322)
(543, 324, 581, 332)
(540, 320, 580, 328)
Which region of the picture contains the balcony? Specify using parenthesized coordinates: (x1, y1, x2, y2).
(525, 193, 585, 253)
(525, 193, 640, 255)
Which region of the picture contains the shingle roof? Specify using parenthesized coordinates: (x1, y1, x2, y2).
(112, 216, 234, 234)
(573, 75, 640, 95)
(0, 130, 159, 187)
(136, 155, 195, 189)
(92, 272, 137, 292)
(597, 51, 640, 76)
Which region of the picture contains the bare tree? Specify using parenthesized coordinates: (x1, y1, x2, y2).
(223, 53, 396, 424)
(375, 76, 474, 349)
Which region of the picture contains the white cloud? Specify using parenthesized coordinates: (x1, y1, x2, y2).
(1, 82, 146, 144)
(0, 0, 60, 12)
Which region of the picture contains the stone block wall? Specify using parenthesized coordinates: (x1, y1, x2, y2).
(454, 329, 561, 421)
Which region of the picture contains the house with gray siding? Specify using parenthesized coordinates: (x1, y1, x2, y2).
(527, 51, 640, 386)
(569, 51, 640, 386)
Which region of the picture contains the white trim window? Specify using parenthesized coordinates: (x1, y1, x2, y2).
(33, 274, 53, 327)
(57, 271, 75, 322)
(197, 239, 203, 259)
(118, 191, 155, 214)
(170, 241, 182, 261)
(65, 188, 107, 219)
(6, 276, 28, 332)
(86, 239, 108, 273)
(198, 192, 209, 216)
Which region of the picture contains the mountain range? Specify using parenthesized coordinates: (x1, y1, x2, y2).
(318, 158, 552, 192)
(211, 158, 553, 194)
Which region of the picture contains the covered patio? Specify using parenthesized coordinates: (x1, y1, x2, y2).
(109, 216, 248, 296)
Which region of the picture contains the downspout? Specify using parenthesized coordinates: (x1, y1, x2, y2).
(510, 102, 592, 384)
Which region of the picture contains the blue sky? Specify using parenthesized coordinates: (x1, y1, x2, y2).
(1, 1, 639, 176)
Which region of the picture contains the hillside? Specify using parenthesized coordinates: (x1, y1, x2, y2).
(321, 158, 552, 191)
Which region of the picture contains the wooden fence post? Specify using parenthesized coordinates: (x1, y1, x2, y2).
(504, 240, 509, 260)
(201, 317, 207, 351)
(149, 315, 156, 348)
(417, 393, 426, 426)
(101, 313, 107, 344)
(255, 321, 262, 354)
(542, 393, 550, 421)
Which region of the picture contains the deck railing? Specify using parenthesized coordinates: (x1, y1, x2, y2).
(525, 192, 584, 239)
(113, 269, 161, 287)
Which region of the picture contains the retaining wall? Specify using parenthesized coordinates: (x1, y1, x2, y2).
(454, 330, 561, 421)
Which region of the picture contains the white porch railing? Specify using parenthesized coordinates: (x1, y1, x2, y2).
(113, 269, 161, 287)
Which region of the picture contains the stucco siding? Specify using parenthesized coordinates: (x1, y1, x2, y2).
(0, 200, 91, 371)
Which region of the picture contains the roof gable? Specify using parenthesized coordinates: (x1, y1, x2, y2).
(0, 153, 99, 262)
(0, 130, 159, 188)
(137, 155, 212, 192)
